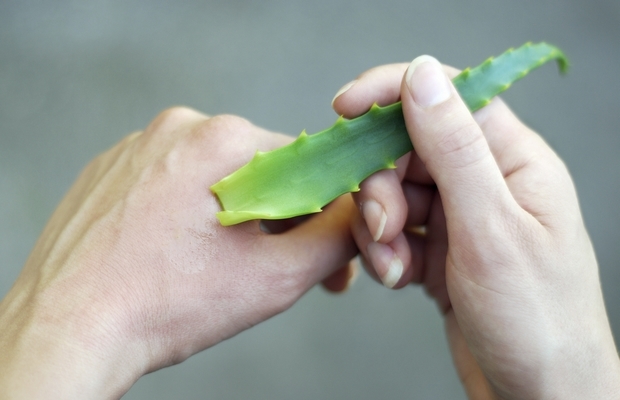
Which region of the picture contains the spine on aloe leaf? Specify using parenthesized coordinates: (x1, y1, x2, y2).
(211, 42, 568, 226)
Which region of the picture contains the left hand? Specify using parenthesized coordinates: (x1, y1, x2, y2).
(0, 107, 357, 399)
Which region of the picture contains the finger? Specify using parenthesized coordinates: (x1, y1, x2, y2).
(351, 211, 413, 289)
(402, 182, 435, 228)
(357, 253, 381, 284)
(321, 261, 359, 293)
(366, 233, 415, 289)
(351, 213, 380, 284)
(404, 229, 426, 284)
(419, 192, 450, 313)
(270, 195, 358, 291)
(332, 63, 463, 119)
(352, 169, 407, 243)
(403, 150, 434, 185)
(401, 56, 515, 227)
(332, 63, 409, 118)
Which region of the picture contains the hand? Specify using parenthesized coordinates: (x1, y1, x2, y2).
(333, 58, 620, 398)
(0, 108, 357, 399)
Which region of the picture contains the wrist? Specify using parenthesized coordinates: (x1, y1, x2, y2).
(543, 332, 620, 400)
(0, 280, 147, 399)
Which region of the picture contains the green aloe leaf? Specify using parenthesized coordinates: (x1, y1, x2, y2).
(211, 42, 568, 226)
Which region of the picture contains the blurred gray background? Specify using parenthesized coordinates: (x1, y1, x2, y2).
(1, 0, 619, 398)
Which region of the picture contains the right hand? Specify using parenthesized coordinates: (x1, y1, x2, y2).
(333, 57, 620, 399)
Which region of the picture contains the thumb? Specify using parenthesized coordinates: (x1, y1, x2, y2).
(400, 56, 512, 224)
(273, 195, 358, 289)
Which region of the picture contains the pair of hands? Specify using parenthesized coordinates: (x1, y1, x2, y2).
(1, 56, 619, 399)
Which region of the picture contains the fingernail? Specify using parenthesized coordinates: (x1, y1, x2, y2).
(367, 242, 403, 289)
(331, 80, 357, 106)
(405, 55, 452, 108)
(362, 200, 387, 242)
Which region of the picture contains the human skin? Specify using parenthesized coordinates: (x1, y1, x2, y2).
(0, 109, 357, 399)
(332, 57, 620, 399)
(3, 57, 620, 400)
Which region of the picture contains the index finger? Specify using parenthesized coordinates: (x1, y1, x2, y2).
(332, 63, 462, 119)
(332, 63, 462, 186)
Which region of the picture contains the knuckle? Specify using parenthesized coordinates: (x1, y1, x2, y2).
(189, 114, 257, 159)
(434, 119, 489, 170)
(146, 106, 203, 135)
(158, 105, 196, 120)
(195, 114, 252, 142)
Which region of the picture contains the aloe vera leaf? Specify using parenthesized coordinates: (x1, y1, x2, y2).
(211, 42, 568, 226)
